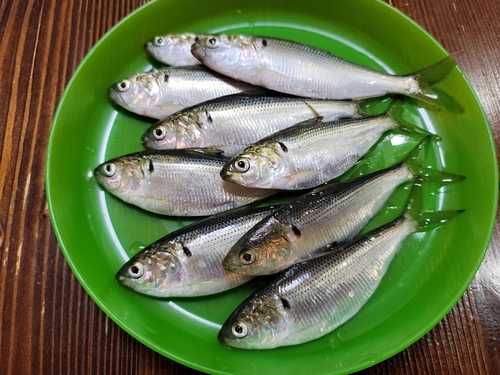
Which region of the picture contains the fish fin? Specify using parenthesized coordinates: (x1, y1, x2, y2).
(185, 147, 227, 156)
(404, 136, 466, 183)
(285, 170, 319, 185)
(291, 117, 324, 127)
(408, 56, 463, 113)
(407, 210, 465, 232)
(303, 99, 324, 121)
(355, 96, 395, 117)
(388, 99, 439, 140)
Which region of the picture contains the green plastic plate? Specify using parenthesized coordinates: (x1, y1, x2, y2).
(46, 0, 498, 373)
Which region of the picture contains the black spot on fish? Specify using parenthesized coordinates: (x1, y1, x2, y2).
(164, 74, 169, 82)
(262, 39, 267, 47)
(182, 244, 192, 257)
(278, 142, 288, 153)
(291, 224, 301, 238)
(149, 160, 154, 173)
(205, 109, 213, 122)
(281, 297, 291, 309)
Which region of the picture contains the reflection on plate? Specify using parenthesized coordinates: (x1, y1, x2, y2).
(46, 0, 498, 374)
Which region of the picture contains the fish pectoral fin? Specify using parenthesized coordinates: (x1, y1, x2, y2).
(285, 170, 318, 185)
(291, 117, 324, 127)
(184, 148, 227, 156)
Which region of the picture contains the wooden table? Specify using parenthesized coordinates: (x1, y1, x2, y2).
(1, 0, 499, 373)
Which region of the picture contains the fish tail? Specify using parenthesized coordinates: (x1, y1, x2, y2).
(408, 55, 463, 113)
(404, 136, 466, 183)
(387, 99, 438, 140)
(405, 209, 465, 232)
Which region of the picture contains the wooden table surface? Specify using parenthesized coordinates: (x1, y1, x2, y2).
(1, 0, 499, 374)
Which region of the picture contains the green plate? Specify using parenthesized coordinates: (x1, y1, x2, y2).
(45, 0, 498, 373)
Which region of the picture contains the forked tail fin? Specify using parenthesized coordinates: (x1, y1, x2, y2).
(408, 55, 463, 113)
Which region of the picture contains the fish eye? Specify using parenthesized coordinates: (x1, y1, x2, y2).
(239, 249, 256, 265)
(153, 125, 166, 140)
(233, 158, 250, 173)
(117, 79, 130, 92)
(206, 36, 219, 48)
(231, 322, 248, 338)
(102, 163, 116, 177)
(128, 262, 144, 278)
(154, 36, 164, 46)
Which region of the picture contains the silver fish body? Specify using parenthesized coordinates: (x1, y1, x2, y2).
(218, 215, 418, 349)
(109, 65, 262, 119)
(220, 114, 397, 189)
(94, 149, 276, 216)
(116, 205, 279, 297)
(142, 94, 361, 156)
(222, 164, 414, 275)
(191, 35, 450, 101)
(145, 33, 205, 66)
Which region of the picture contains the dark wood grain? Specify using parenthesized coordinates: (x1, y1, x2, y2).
(0, 0, 498, 374)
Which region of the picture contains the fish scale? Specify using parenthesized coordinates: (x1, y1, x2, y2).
(142, 94, 361, 156)
(108, 65, 262, 119)
(116, 205, 280, 297)
(218, 215, 418, 349)
(220, 114, 399, 190)
(222, 163, 414, 276)
(192, 35, 413, 100)
(94, 149, 276, 216)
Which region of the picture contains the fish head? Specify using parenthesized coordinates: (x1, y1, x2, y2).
(115, 244, 184, 297)
(220, 142, 287, 189)
(142, 112, 206, 150)
(222, 217, 296, 276)
(109, 71, 162, 115)
(145, 33, 201, 66)
(94, 154, 148, 200)
(218, 295, 288, 349)
(191, 35, 259, 78)
(142, 119, 178, 150)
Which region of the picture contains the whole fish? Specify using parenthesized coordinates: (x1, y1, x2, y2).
(142, 93, 362, 156)
(218, 211, 461, 349)
(109, 65, 262, 119)
(145, 33, 205, 66)
(116, 204, 280, 297)
(222, 161, 463, 276)
(94, 149, 276, 216)
(191, 35, 457, 109)
(220, 111, 419, 190)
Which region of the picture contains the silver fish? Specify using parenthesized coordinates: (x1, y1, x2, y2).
(109, 65, 262, 119)
(142, 94, 361, 156)
(218, 214, 434, 349)
(191, 34, 456, 106)
(220, 113, 401, 190)
(94, 149, 276, 216)
(145, 33, 205, 66)
(116, 205, 279, 297)
(222, 163, 415, 276)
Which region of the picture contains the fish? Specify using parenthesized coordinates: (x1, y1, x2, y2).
(116, 204, 280, 297)
(141, 93, 362, 156)
(191, 35, 459, 110)
(145, 33, 205, 66)
(220, 106, 427, 190)
(94, 149, 276, 216)
(108, 65, 263, 119)
(218, 210, 462, 349)
(222, 160, 464, 276)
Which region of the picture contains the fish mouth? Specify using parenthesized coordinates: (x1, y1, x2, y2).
(190, 43, 205, 60)
(141, 134, 158, 149)
(108, 86, 127, 107)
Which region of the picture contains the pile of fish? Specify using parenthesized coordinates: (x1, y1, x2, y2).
(94, 32, 465, 350)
